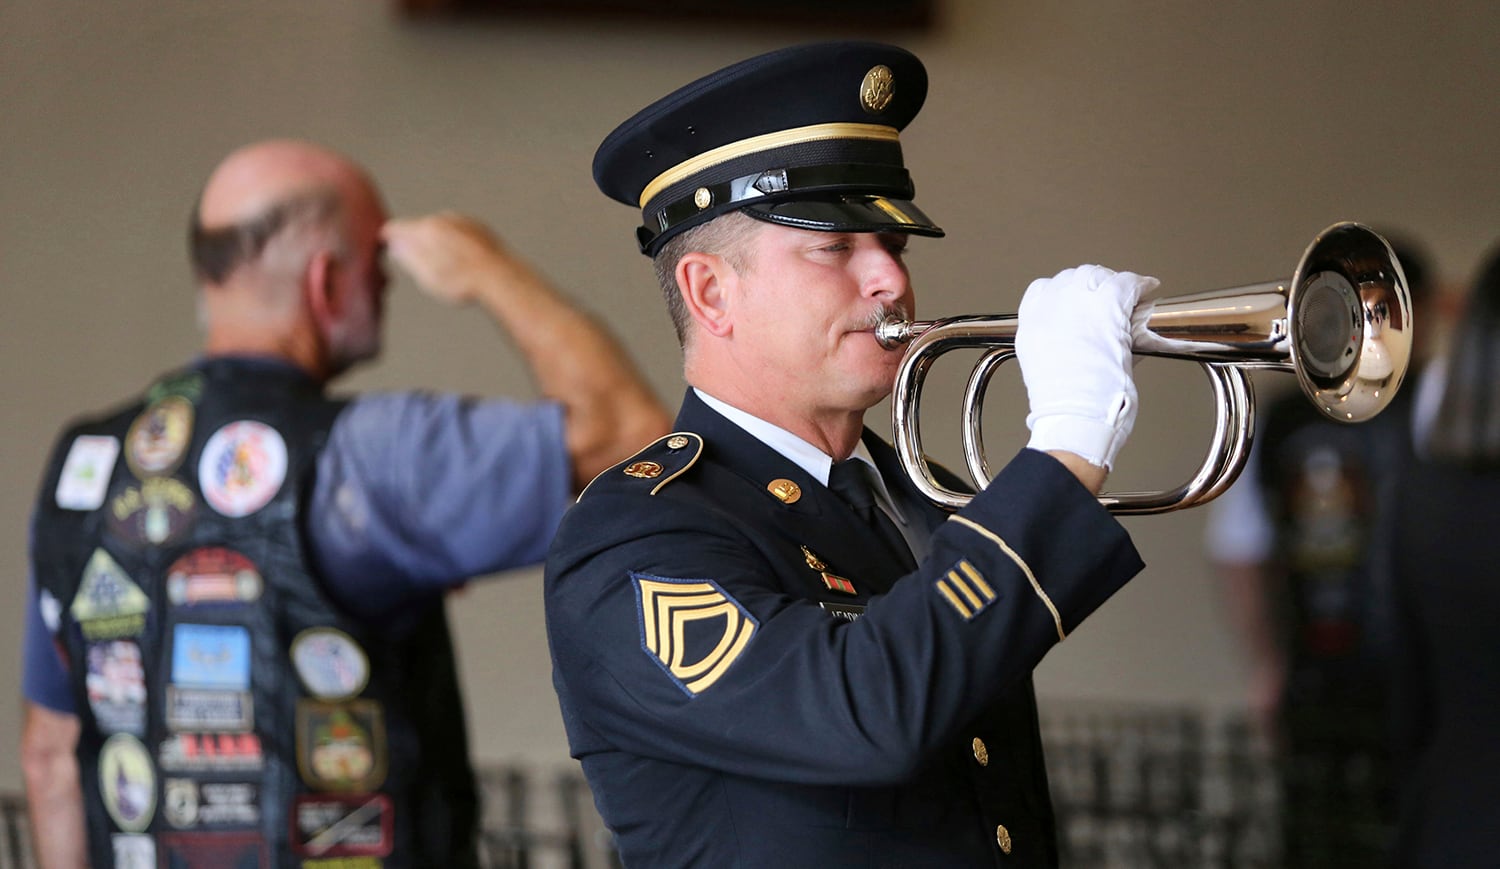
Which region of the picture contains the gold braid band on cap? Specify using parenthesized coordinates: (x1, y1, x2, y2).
(947, 515, 1067, 642)
(638, 122, 901, 208)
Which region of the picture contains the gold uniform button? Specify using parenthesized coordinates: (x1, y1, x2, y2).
(971, 737, 989, 767)
(666, 435, 690, 450)
(995, 824, 1012, 855)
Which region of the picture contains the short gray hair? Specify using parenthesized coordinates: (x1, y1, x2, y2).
(651, 211, 761, 348)
(189, 188, 346, 286)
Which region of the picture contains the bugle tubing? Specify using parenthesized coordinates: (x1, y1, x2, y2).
(875, 222, 1413, 514)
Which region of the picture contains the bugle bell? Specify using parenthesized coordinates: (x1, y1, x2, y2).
(874, 222, 1413, 514)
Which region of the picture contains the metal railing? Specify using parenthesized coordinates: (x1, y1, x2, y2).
(1041, 702, 1283, 868)
(0, 703, 1304, 868)
(0, 796, 33, 869)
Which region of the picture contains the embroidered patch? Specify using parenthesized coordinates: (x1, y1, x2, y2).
(198, 420, 288, 518)
(296, 700, 388, 792)
(171, 623, 251, 691)
(111, 833, 155, 869)
(71, 549, 151, 640)
(100, 733, 156, 833)
(158, 732, 263, 773)
(107, 477, 197, 547)
(55, 435, 119, 510)
(157, 831, 264, 869)
(165, 687, 254, 732)
(86, 639, 146, 735)
(166, 547, 264, 607)
(934, 560, 997, 620)
(163, 778, 260, 829)
(125, 396, 194, 478)
(291, 628, 370, 700)
(291, 793, 394, 858)
(292, 792, 393, 858)
(300, 858, 383, 869)
(633, 574, 758, 696)
(158, 644, 251, 747)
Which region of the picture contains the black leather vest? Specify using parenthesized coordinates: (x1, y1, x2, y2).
(31, 358, 478, 868)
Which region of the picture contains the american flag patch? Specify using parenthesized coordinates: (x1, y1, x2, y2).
(935, 560, 996, 620)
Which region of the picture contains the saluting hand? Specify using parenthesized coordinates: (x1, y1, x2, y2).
(381, 212, 518, 307)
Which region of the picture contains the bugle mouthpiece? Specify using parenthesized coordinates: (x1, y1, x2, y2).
(875, 317, 928, 350)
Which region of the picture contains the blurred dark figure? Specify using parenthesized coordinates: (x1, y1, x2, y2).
(1388, 242, 1500, 868)
(1203, 232, 1438, 866)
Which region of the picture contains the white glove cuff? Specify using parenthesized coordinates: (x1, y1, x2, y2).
(1026, 399, 1134, 470)
(1132, 298, 1203, 356)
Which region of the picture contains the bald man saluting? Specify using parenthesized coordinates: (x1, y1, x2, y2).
(20, 139, 668, 869)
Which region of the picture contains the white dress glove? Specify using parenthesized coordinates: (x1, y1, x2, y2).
(1015, 264, 1161, 470)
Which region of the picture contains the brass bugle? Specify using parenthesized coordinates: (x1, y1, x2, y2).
(875, 222, 1413, 514)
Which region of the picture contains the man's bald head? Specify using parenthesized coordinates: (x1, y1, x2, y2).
(189, 140, 382, 286)
(189, 140, 391, 379)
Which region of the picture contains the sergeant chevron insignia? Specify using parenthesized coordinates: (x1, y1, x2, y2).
(633, 574, 758, 695)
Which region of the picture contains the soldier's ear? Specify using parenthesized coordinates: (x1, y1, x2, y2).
(677, 251, 735, 339)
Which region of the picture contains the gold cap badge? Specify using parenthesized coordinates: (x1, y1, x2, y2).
(624, 461, 663, 479)
(768, 479, 802, 504)
(859, 65, 894, 114)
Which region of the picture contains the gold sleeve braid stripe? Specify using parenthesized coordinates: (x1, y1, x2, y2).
(934, 560, 995, 620)
(947, 515, 1067, 642)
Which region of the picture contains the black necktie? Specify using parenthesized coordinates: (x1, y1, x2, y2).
(827, 459, 917, 572)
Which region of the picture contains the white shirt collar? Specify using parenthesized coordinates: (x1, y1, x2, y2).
(693, 388, 905, 521)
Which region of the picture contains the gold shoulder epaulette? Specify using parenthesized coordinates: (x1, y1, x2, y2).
(578, 432, 704, 501)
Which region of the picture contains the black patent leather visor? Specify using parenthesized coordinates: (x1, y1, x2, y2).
(743, 196, 944, 237)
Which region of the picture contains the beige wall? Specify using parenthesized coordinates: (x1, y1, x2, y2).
(3, 0, 1497, 789)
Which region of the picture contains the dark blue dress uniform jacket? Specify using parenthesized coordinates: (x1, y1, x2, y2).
(545, 390, 1144, 868)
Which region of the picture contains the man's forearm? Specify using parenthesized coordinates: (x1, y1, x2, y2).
(471, 259, 670, 487)
(21, 703, 86, 869)
(382, 213, 672, 490)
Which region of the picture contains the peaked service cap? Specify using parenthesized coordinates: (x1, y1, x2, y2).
(593, 41, 945, 256)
